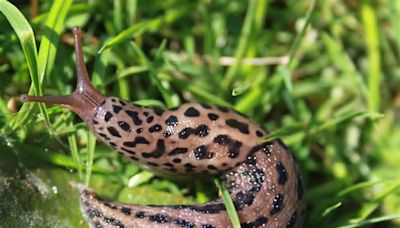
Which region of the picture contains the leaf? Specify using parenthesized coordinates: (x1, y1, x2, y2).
(99, 21, 149, 53)
(338, 214, 400, 228)
(0, 0, 71, 130)
(128, 171, 154, 187)
(215, 178, 241, 228)
(322, 202, 342, 217)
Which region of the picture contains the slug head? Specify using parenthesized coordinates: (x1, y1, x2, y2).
(21, 27, 105, 123)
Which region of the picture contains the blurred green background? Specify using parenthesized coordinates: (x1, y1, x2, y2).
(0, 0, 399, 227)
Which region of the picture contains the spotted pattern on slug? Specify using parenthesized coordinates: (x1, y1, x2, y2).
(81, 98, 306, 227)
(24, 28, 305, 228)
(91, 98, 270, 175)
(79, 140, 305, 228)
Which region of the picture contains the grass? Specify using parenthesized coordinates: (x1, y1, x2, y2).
(0, 0, 399, 227)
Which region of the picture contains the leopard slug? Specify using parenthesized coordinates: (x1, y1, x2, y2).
(22, 27, 305, 228)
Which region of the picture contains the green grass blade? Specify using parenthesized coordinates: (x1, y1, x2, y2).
(338, 180, 386, 197)
(37, 0, 72, 84)
(85, 132, 96, 185)
(214, 178, 241, 228)
(134, 99, 166, 108)
(0, 0, 39, 94)
(128, 171, 154, 187)
(68, 130, 82, 179)
(287, 0, 316, 69)
(0, 0, 71, 130)
(322, 202, 342, 217)
(338, 214, 400, 228)
(149, 39, 178, 108)
(222, 0, 256, 89)
(99, 21, 149, 53)
(0, 0, 43, 129)
(361, 0, 382, 113)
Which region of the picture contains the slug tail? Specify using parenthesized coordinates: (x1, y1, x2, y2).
(78, 141, 305, 228)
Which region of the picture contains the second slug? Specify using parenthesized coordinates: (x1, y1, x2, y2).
(22, 27, 305, 228)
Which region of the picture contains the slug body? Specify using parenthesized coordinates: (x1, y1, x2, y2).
(23, 27, 305, 228)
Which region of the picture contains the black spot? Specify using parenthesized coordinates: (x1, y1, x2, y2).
(270, 194, 284, 215)
(174, 218, 194, 228)
(153, 107, 164, 116)
(104, 112, 113, 122)
(213, 135, 231, 145)
(169, 147, 188, 156)
(172, 158, 181, 163)
(286, 211, 297, 228)
(135, 136, 150, 145)
(201, 225, 216, 228)
(149, 124, 162, 132)
(165, 115, 178, 126)
(99, 133, 110, 140)
(143, 111, 149, 116)
(178, 128, 192, 139)
(112, 105, 122, 113)
(193, 146, 214, 160)
(86, 208, 103, 218)
(123, 141, 136, 147)
(207, 113, 219, 121)
(256, 130, 264, 137)
(118, 121, 131, 132)
(241, 216, 268, 228)
(130, 156, 139, 161)
(93, 119, 98, 125)
(109, 142, 117, 147)
(103, 202, 117, 209)
(121, 147, 135, 154)
(119, 100, 127, 106)
(297, 174, 304, 200)
(99, 100, 106, 106)
(135, 211, 145, 218)
(261, 143, 272, 155)
(207, 165, 217, 170)
(137, 128, 143, 133)
(142, 140, 166, 158)
(200, 103, 211, 109)
(147, 162, 159, 167)
(234, 191, 255, 210)
(107, 127, 121, 137)
(103, 216, 125, 227)
(230, 143, 242, 158)
(121, 207, 131, 215)
(111, 98, 116, 102)
(228, 148, 240, 158)
(149, 214, 171, 223)
(276, 161, 288, 185)
(164, 130, 173, 137)
(126, 110, 142, 125)
(146, 116, 154, 123)
(184, 163, 196, 172)
(172, 203, 225, 214)
(184, 107, 200, 117)
(163, 162, 174, 167)
(194, 124, 210, 137)
(226, 119, 250, 134)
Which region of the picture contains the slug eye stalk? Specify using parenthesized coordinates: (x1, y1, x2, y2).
(21, 27, 105, 119)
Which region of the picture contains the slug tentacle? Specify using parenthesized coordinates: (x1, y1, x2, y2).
(21, 27, 105, 123)
(22, 27, 305, 227)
